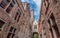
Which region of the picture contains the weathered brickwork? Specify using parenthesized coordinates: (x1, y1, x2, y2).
(18, 2, 33, 38)
(39, 0, 60, 38)
(0, 0, 33, 38)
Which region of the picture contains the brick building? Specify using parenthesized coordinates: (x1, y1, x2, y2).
(18, 2, 34, 38)
(38, 0, 60, 38)
(0, 0, 33, 38)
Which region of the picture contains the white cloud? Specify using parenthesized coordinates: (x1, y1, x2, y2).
(33, 0, 41, 21)
(21, 0, 25, 2)
(33, 0, 41, 7)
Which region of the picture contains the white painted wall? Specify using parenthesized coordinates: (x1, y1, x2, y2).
(32, 20, 38, 32)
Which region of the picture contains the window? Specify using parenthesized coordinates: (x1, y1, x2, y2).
(44, 2, 46, 7)
(11, 0, 15, 8)
(12, 34, 15, 38)
(34, 25, 37, 29)
(53, 24, 59, 36)
(17, 9, 21, 22)
(49, 28, 54, 38)
(0, 1, 6, 9)
(45, 4, 49, 14)
(44, 0, 50, 14)
(7, 33, 12, 38)
(0, 0, 10, 9)
(50, 13, 59, 36)
(18, 9, 21, 15)
(48, 19, 51, 25)
(9, 27, 14, 32)
(10, 3, 14, 7)
(15, 9, 21, 22)
(0, 20, 5, 31)
(44, 0, 48, 7)
(13, 28, 16, 33)
(50, 13, 55, 24)
(15, 12, 18, 20)
(4, 0, 10, 2)
(12, 0, 15, 4)
(9, 27, 16, 33)
(6, 3, 14, 13)
(17, 15, 20, 22)
(7, 27, 16, 38)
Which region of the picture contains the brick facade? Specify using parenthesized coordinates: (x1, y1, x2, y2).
(0, 0, 33, 38)
(39, 0, 60, 38)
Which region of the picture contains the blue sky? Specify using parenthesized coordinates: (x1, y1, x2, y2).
(21, 0, 41, 21)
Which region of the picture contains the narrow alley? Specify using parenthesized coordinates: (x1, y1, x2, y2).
(0, 0, 60, 38)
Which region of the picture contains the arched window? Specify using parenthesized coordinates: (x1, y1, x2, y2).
(7, 27, 16, 38)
